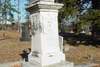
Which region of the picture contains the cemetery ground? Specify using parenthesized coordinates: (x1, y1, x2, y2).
(0, 30, 31, 63)
(0, 30, 100, 65)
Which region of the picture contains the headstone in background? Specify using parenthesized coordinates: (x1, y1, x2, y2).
(59, 36, 64, 52)
(20, 23, 31, 41)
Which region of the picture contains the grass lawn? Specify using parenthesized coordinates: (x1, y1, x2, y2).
(65, 44, 100, 64)
(0, 30, 31, 63)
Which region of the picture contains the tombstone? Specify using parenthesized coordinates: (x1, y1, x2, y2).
(20, 23, 31, 41)
(59, 36, 64, 52)
(25, 0, 74, 67)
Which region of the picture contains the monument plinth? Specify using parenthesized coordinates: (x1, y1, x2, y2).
(26, 0, 73, 67)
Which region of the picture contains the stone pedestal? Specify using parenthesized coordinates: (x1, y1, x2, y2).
(26, 0, 73, 67)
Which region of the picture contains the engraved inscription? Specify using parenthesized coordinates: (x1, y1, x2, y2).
(31, 14, 42, 35)
(32, 51, 40, 57)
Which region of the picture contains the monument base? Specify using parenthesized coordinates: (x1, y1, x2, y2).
(22, 61, 74, 67)
(26, 0, 74, 67)
(28, 51, 65, 66)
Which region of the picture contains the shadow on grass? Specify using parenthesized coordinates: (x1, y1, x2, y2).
(59, 32, 100, 47)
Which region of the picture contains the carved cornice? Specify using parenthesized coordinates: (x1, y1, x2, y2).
(26, 1, 63, 13)
(38, 2, 63, 9)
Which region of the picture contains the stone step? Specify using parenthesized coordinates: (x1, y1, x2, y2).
(22, 61, 74, 67)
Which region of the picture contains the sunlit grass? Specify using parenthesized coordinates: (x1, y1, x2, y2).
(0, 31, 31, 63)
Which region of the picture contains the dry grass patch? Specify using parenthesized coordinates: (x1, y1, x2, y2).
(0, 31, 31, 63)
(65, 45, 100, 64)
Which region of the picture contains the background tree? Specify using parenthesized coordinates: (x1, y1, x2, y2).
(58, 0, 80, 32)
(59, 0, 100, 34)
(0, 0, 19, 30)
(78, 9, 100, 33)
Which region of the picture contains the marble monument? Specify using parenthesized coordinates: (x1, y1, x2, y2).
(26, 0, 74, 67)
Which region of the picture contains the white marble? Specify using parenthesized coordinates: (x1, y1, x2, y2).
(22, 61, 74, 67)
(59, 36, 64, 52)
(29, 5, 65, 66)
(29, 0, 55, 4)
